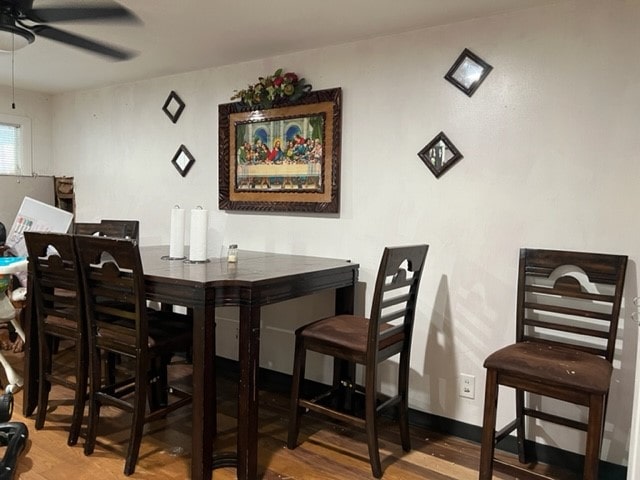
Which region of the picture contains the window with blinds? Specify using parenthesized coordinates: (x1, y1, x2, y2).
(0, 113, 31, 176)
(0, 122, 21, 175)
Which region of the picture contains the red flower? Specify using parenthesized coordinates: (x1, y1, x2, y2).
(284, 72, 298, 83)
(273, 76, 284, 87)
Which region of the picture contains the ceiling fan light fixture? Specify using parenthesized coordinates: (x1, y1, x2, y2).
(0, 24, 35, 52)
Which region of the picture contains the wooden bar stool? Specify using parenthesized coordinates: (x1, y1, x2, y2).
(288, 244, 429, 478)
(479, 248, 627, 480)
(24, 232, 87, 446)
(75, 235, 192, 475)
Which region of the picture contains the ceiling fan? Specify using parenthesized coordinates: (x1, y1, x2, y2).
(0, 0, 139, 60)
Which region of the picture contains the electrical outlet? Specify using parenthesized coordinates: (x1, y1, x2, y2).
(459, 374, 475, 399)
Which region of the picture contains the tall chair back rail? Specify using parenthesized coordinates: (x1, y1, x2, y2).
(288, 244, 429, 478)
(23, 231, 87, 446)
(479, 248, 628, 480)
(100, 220, 139, 241)
(74, 234, 192, 476)
(74, 219, 139, 241)
(72, 223, 102, 236)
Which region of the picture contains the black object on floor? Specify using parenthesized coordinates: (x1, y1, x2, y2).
(0, 392, 28, 480)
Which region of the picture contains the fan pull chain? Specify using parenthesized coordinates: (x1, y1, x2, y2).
(11, 33, 15, 109)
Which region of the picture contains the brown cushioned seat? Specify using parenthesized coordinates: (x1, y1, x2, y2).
(297, 314, 405, 355)
(484, 341, 613, 395)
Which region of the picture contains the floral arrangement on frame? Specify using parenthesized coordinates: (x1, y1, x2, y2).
(231, 68, 312, 108)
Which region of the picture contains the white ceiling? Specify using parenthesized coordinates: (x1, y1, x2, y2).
(0, 0, 562, 94)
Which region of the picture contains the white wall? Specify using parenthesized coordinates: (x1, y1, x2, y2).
(0, 85, 53, 176)
(0, 86, 54, 227)
(48, 0, 639, 467)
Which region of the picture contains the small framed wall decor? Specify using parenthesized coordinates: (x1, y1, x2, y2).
(171, 144, 195, 177)
(162, 90, 185, 123)
(418, 132, 463, 178)
(444, 48, 493, 97)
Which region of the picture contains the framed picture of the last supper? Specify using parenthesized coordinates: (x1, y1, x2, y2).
(218, 87, 342, 213)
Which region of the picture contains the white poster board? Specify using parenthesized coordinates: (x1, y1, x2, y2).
(628, 318, 640, 479)
(5, 196, 73, 258)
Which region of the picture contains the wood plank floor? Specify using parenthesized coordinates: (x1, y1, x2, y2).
(2, 345, 577, 479)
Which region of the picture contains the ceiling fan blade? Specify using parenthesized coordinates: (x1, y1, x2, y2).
(14, 0, 35, 12)
(30, 24, 135, 60)
(26, 3, 138, 23)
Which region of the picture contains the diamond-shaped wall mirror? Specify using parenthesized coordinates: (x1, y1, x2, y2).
(444, 48, 493, 97)
(417, 132, 463, 178)
(162, 90, 185, 123)
(171, 144, 195, 177)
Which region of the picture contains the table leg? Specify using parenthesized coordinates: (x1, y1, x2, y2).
(237, 305, 261, 480)
(335, 284, 355, 316)
(22, 276, 38, 417)
(190, 304, 216, 480)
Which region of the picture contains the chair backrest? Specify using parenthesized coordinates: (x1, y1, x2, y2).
(516, 248, 627, 363)
(368, 244, 429, 358)
(100, 220, 140, 241)
(73, 220, 139, 241)
(74, 235, 147, 355)
(73, 223, 103, 236)
(23, 231, 84, 330)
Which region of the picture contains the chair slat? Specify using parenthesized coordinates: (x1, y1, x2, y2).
(379, 310, 407, 324)
(525, 284, 614, 302)
(383, 277, 413, 291)
(380, 292, 411, 309)
(378, 324, 404, 341)
(523, 317, 609, 339)
(523, 301, 612, 321)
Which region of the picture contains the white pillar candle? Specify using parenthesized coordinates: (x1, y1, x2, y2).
(169, 206, 185, 259)
(189, 207, 208, 262)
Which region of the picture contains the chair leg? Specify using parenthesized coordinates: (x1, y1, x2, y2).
(102, 352, 117, 395)
(52, 336, 61, 354)
(479, 369, 499, 480)
(515, 388, 527, 463)
(84, 393, 100, 455)
(287, 336, 306, 450)
(332, 358, 356, 412)
(365, 365, 382, 478)
(398, 350, 411, 452)
(68, 337, 88, 446)
(583, 394, 605, 480)
(35, 336, 52, 430)
(84, 348, 102, 456)
(124, 371, 147, 475)
(147, 357, 164, 411)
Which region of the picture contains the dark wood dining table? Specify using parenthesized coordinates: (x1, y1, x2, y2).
(22, 246, 359, 480)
